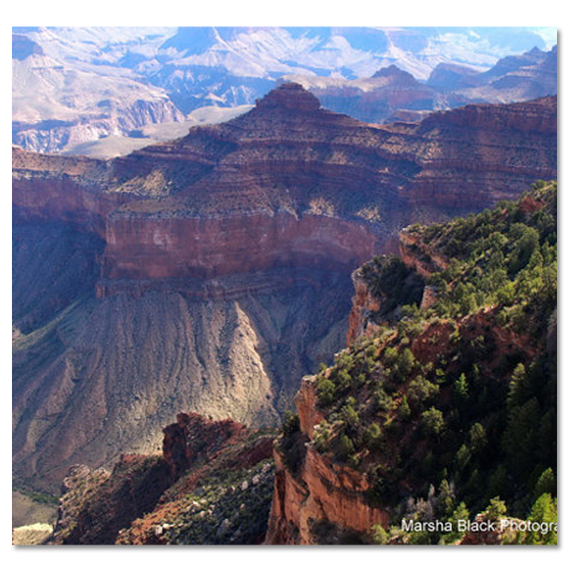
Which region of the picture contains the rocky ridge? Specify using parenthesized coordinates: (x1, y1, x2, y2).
(285, 46, 557, 125)
(13, 28, 556, 154)
(266, 376, 389, 545)
(265, 183, 557, 544)
(14, 84, 557, 287)
(48, 413, 276, 545)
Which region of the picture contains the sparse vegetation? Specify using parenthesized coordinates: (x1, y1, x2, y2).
(159, 460, 275, 545)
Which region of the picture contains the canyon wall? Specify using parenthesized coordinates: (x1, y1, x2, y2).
(13, 85, 557, 289)
(12, 148, 128, 237)
(12, 84, 557, 491)
(13, 262, 350, 490)
(265, 184, 557, 544)
(403, 96, 557, 220)
(41, 185, 556, 545)
(101, 211, 380, 283)
(266, 377, 389, 545)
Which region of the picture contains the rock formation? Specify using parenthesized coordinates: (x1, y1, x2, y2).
(48, 413, 276, 545)
(30, 183, 557, 546)
(14, 85, 557, 285)
(13, 84, 557, 491)
(12, 28, 185, 154)
(266, 376, 389, 545)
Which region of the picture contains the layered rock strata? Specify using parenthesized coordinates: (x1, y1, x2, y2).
(13, 83, 557, 491)
(12, 213, 353, 489)
(13, 85, 557, 289)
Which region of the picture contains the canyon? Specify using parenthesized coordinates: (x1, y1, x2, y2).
(286, 45, 557, 124)
(13, 28, 556, 155)
(13, 83, 557, 492)
(12, 33, 185, 154)
(41, 184, 557, 545)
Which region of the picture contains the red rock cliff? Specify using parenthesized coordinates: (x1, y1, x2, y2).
(346, 270, 382, 346)
(266, 204, 554, 545)
(12, 86, 557, 298)
(162, 412, 247, 478)
(101, 211, 380, 284)
(49, 412, 275, 545)
(266, 377, 389, 544)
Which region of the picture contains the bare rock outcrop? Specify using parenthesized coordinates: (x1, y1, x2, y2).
(266, 377, 389, 544)
(346, 270, 382, 346)
(49, 413, 276, 545)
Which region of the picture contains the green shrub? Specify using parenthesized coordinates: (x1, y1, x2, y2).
(371, 523, 388, 544)
(364, 423, 384, 450)
(334, 434, 355, 462)
(316, 377, 336, 407)
(421, 407, 445, 437)
(481, 497, 507, 522)
(282, 410, 300, 437)
(408, 376, 439, 408)
(398, 395, 411, 420)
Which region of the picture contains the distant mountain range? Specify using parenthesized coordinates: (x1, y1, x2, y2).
(12, 27, 557, 155)
(286, 46, 557, 123)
